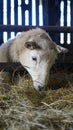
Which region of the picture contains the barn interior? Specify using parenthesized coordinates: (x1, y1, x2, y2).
(0, 0, 73, 130)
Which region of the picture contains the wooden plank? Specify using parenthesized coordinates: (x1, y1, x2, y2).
(14, 0, 18, 25)
(0, 1, 3, 40)
(36, 0, 39, 25)
(64, 1, 67, 45)
(7, 0, 11, 39)
(0, 25, 73, 33)
(21, 0, 25, 25)
(29, 0, 32, 25)
(42, 0, 49, 25)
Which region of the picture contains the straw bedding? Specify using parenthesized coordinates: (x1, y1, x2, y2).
(0, 69, 73, 130)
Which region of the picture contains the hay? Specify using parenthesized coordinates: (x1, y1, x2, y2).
(0, 71, 73, 130)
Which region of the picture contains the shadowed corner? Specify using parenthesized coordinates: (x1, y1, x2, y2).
(0, 38, 3, 45)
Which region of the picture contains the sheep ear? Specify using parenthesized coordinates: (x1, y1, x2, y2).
(25, 41, 41, 50)
(56, 45, 68, 53)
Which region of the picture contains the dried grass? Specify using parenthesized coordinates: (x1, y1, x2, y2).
(0, 70, 73, 130)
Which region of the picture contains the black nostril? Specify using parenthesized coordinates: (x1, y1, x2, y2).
(38, 86, 43, 91)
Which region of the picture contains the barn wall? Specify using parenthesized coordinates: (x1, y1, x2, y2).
(0, 0, 72, 63)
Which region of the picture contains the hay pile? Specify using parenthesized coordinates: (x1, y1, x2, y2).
(0, 71, 73, 130)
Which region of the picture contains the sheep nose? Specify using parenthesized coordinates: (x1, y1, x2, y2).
(38, 85, 44, 91)
(34, 82, 44, 91)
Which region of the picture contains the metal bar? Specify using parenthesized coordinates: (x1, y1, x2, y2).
(0, 25, 73, 33)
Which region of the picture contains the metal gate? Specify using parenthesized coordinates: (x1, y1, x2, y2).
(0, 0, 73, 46)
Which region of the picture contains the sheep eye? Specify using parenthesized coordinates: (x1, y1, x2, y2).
(32, 57, 37, 61)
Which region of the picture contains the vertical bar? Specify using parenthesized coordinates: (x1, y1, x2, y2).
(21, 0, 25, 25)
(18, 0, 22, 25)
(11, 0, 15, 39)
(39, 0, 43, 26)
(71, 0, 73, 45)
(42, 0, 48, 25)
(71, 0, 73, 25)
(11, 0, 14, 25)
(60, 0, 64, 44)
(25, 0, 29, 5)
(67, 0, 71, 44)
(67, 0, 71, 26)
(0, 1, 3, 24)
(0, 0, 3, 44)
(25, 0, 29, 25)
(64, 1, 67, 26)
(14, 0, 18, 25)
(3, 0, 7, 43)
(29, 0, 32, 25)
(32, 0, 36, 25)
(57, 0, 60, 45)
(14, 0, 18, 36)
(7, 0, 11, 39)
(64, 0, 67, 44)
(36, 0, 39, 25)
(25, 10, 29, 25)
